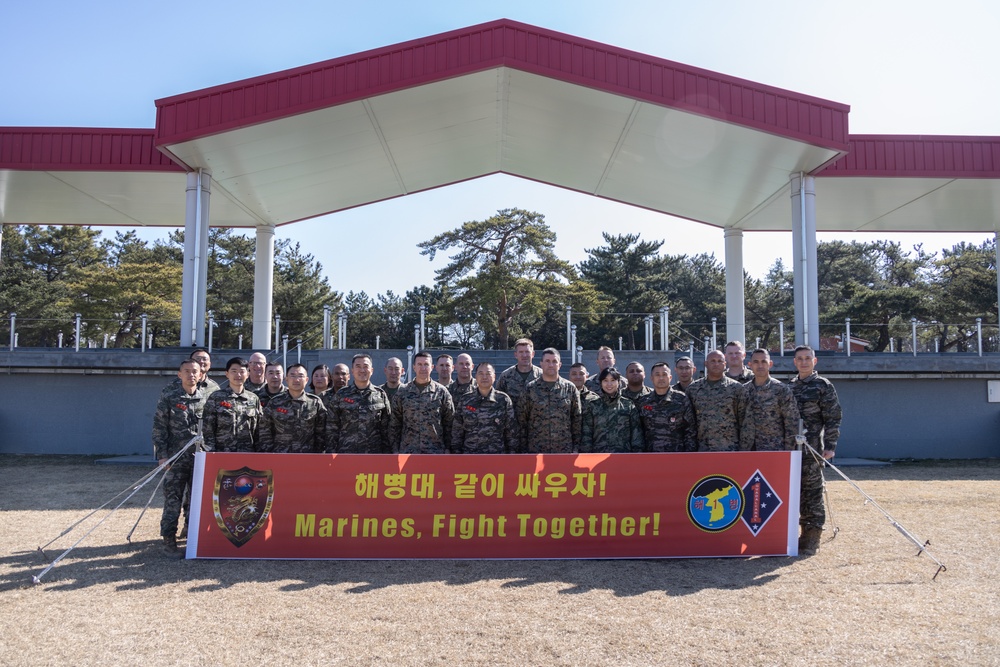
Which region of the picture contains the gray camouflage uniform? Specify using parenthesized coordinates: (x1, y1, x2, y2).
(452, 387, 519, 453)
(790, 371, 843, 530)
(152, 384, 206, 539)
(739, 377, 800, 451)
(390, 380, 455, 453)
(325, 383, 392, 453)
(580, 389, 643, 453)
(203, 387, 261, 452)
(684, 376, 745, 452)
(258, 392, 328, 453)
(516, 377, 582, 453)
(635, 389, 694, 452)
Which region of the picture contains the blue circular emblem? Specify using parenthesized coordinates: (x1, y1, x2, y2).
(687, 475, 744, 533)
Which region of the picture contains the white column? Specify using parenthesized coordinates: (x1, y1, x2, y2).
(995, 230, 1000, 332)
(790, 173, 819, 348)
(253, 224, 276, 350)
(723, 228, 746, 346)
(180, 172, 199, 346)
(196, 171, 211, 347)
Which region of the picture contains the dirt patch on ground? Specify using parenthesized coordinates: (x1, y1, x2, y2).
(2, 457, 998, 666)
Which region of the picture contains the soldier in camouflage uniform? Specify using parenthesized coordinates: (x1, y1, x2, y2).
(585, 346, 626, 394)
(790, 345, 843, 556)
(380, 357, 406, 402)
(330, 363, 350, 395)
(623, 362, 651, 401)
(452, 362, 519, 453)
(449, 353, 476, 406)
(256, 362, 287, 408)
(673, 356, 697, 394)
(636, 362, 694, 452)
(724, 340, 754, 383)
(739, 349, 800, 452)
(326, 354, 392, 453)
(152, 359, 206, 558)
(245, 352, 268, 392)
(258, 363, 327, 453)
(204, 357, 262, 453)
(684, 350, 745, 451)
(516, 348, 582, 453)
(496, 338, 543, 415)
(390, 351, 455, 453)
(581, 368, 643, 453)
(435, 354, 454, 389)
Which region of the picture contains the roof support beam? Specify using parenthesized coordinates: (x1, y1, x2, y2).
(253, 224, 276, 350)
(180, 170, 211, 347)
(724, 228, 746, 347)
(790, 173, 819, 349)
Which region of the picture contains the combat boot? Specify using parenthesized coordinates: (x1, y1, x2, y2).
(798, 526, 822, 556)
(162, 535, 184, 559)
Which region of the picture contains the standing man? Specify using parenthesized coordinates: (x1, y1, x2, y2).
(256, 362, 286, 408)
(684, 350, 744, 451)
(517, 348, 582, 453)
(724, 340, 754, 383)
(739, 349, 800, 452)
(449, 353, 476, 406)
(673, 356, 697, 394)
(380, 357, 406, 401)
(635, 362, 693, 452)
(790, 345, 843, 556)
(435, 354, 454, 388)
(496, 338, 543, 415)
(190, 348, 221, 394)
(585, 346, 625, 393)
(390, 351, 455, 453)
(330, 363, 351, 395)
(623, 362, 651, 401)
(327, 353, 392, 453)
(246, 352, 268, 392)
(152, 359, 206, 558)
(204, 357, 262, 453)
(258, 363, 327, 453)
(452, 362, 519, 454)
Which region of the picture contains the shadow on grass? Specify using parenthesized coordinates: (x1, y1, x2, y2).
(1, 539, 791, 598)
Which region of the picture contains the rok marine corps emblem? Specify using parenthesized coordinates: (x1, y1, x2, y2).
(213, 467, 274, 548)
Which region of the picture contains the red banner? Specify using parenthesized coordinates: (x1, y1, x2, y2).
(187, 451, 801, 559)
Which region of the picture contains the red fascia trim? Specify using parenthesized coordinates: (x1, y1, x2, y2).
(0, 127, 184, 172)
(818, 134, 1000, 178)
(154, 19, 850, 152)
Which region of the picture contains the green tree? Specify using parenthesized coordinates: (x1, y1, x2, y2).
(930, 239, 998, 351)
(418, 209, 577, 349)
(272, 242, 341, 348)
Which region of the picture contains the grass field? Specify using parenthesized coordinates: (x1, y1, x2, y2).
(2, 456, 998, 666)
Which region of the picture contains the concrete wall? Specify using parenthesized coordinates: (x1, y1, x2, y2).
(2, 348, 999, 459)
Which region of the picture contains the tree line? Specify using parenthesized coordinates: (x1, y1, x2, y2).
(1, 208, 996, 351)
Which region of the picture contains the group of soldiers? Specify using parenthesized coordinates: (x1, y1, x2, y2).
(152, 338, 841, 558)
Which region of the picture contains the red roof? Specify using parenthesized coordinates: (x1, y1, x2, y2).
(0, 127, 183, 172)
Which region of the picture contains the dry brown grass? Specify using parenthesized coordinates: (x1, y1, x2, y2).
(1, 456, 998, 667)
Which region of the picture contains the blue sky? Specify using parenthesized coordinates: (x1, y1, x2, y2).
(3, 0, 997, 297)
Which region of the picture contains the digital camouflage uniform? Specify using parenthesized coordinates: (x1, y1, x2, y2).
(325, 383, 392, 453)
(152, 384, 206, 539)
(452, 387, 519, 453)
(790, 372, 842, 530)
(739, 377, 800, 451)
(389, 380, 455, 453)
(496, 364, 543, 415)
(258, 392, 328, 453)
(684, 376, 745, 452)
(580, 389, 643, 453)
(671, 381, 692, 395)
(379, 382, 403, 403)
(727, 367, 754, 384)
(255, 385, 287, 409)
(635, 389, 695, 452)
(622, 385, 651, 401)
(448, 380, 476, 407)
(203, 387, 262, 452)
(516, 377, 582, 453)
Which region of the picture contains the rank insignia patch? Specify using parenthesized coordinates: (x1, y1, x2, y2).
(741, 469, 782, 536)
(213, 466, 274, 548)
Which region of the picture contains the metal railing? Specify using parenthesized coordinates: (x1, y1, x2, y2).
(5, 309, 999, 355)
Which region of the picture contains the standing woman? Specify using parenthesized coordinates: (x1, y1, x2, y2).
(310, 364, 333, 396)
(580, 367, 644, 453)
